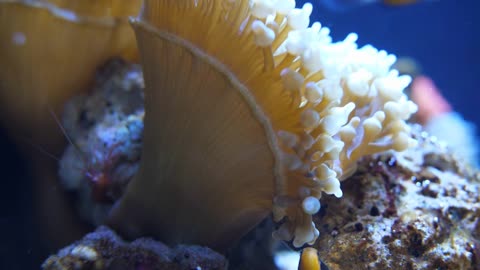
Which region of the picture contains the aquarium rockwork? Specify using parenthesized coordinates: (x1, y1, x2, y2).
(0, 0, 478, 269)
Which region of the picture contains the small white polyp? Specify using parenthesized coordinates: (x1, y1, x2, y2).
(302, 196, 321, 215)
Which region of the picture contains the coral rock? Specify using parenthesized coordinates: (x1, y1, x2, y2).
(42, 226, 228, 270)
(312, 126, 480, 269)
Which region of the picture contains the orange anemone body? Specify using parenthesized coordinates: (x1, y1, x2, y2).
(107, 0, 417, 251)
(0, 0, 141, 149)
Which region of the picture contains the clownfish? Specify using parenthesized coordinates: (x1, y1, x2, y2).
(318, 0, 435, 11)
(298, 247, 330, 270)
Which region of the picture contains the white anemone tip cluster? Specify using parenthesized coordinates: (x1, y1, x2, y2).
(247, 0, 417, 247)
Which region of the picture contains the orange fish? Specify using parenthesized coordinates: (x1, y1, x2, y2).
(319, 0, 433, 11)
(384, 0, 419, 5)
(298, 247, 330, 270)
(299, 247, 320, 270)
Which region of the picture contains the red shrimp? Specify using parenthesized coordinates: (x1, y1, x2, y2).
(49, 108, 122, 204)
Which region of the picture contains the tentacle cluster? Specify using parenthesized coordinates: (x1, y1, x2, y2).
(138, 0, 417, 247)
(245, 0, 417, 247)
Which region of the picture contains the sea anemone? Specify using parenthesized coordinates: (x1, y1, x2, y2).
(104, 0, 418, 251)
(0, 0, 141, 147)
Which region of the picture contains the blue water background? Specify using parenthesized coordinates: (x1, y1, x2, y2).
(304, 0, 480, 128)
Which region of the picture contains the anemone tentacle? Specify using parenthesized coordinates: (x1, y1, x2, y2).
(109, 0, 417, 249)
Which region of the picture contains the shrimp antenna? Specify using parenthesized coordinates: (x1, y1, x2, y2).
(48, 107, 74, 147)
(21, 136, 60, 162)
(48, 106, 85, 159)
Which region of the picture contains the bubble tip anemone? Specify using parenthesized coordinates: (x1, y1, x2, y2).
(107, 0, 417, 250)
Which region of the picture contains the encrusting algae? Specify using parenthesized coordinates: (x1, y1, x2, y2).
(106, 0, 418, 252)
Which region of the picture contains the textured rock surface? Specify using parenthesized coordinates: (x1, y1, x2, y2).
(58, 59, 144, 225)
(42, 226, 228, 270)
(53, 60, 480, 269)
(312, 127, 480, 270)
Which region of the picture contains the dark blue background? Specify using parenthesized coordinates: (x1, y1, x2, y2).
(303, 0, 480, 128)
